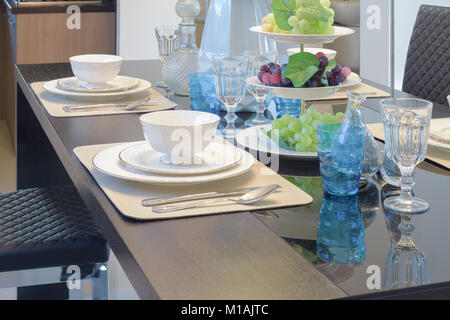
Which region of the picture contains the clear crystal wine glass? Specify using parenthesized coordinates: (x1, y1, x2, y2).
(380, 98, 433, 213)
(212, 55, 249, 139)
(244, 50, 278, 127)
(155, 26, 180, 96)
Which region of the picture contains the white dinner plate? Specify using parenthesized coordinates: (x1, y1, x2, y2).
(249, 25, 355, 44)
(428, 136, 450, 153)
(246, 73, 361, 100)
(236, 124, 317, 160)
(93, 142, 256, 185)
(44, 77, 151, 101)
(430, 118, 450, 143)
(119, 140, 243, 175)
(57, 76, 140, 93)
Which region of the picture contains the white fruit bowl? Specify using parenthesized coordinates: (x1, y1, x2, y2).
(246, 73, 361, 100)
(287, 47, 337, 60)
(249, 25, 354, 45)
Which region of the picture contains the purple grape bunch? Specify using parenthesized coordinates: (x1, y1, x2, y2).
(257, 52, 352, 88)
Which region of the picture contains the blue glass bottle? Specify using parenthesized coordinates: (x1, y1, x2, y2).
(342, 92, 380, 179)
(317, 192, 366, 265)
(189, 73, 221, 114)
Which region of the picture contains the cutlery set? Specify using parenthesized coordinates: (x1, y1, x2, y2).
(63, 97, 152, 112)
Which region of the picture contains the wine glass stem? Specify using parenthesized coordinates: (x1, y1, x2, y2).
(255, 98, 266, 119)
(397, 215, 415, 248)
(225, 106, 237, 127)
(399, 166, 415, 203)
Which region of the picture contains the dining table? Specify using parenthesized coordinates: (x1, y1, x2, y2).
(14, 59, 450, 300)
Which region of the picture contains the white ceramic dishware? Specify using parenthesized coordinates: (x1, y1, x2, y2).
(429, 118, 450, 143)
(69, 54, 123, 88)
(93, 142, 256, 185)
(57, 76, 140, 93)
(43, 77, 152, 101)
(139, 110, 220, 165)
(287, 47, 337, 60)
(249, 25, 355, 44)
(236, 124, 317, 159)
(119, 138, 243, 175)
(427, 136, 450, 152)
(245, 73, 361, 100)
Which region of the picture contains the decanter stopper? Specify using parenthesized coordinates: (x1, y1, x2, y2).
(176, 0, 201, 24)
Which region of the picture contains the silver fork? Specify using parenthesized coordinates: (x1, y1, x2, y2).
(63, 97, 152, 112)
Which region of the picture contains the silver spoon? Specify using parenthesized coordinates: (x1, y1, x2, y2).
(152, 184, 280, 213)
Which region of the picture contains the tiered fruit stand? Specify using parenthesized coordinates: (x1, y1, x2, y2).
(247, 25, 360, 103)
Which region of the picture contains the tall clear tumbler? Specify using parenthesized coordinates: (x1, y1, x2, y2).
(380, 98, 433, 213)
(212, 55, 249, 139)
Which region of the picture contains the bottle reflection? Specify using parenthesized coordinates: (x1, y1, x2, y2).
(317, 193, 366, 265)
(381, 184, 429, 290)
(359, 181, 380, 230)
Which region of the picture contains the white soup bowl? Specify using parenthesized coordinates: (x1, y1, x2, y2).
(69, 54, 123, 87)
(140, 110, 221, 165)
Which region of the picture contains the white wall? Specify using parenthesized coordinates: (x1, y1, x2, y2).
(360, 0, 392, 87)
(393, 0, 448, 90)
(117, 0, 180, 60)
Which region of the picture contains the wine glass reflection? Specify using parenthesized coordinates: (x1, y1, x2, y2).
(381, 184, 429, 290)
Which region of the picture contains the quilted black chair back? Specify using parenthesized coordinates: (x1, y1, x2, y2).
(402, 5, 449, 106)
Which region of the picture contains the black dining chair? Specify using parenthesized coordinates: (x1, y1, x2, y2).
(0, 185, 109, 300)
(403, 5, 449, 106)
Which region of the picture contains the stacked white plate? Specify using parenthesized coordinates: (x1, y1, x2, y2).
(92, 136, 257, 185)
(428, 118, 450, 153)
(43, 75, 152, 101)
(236, 124, 317, 160)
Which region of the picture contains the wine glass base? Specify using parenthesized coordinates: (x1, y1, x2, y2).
(245, 117, 272, 127)
(156, 82, 168, 89)
(220, 127, 237, 140)
(383, 196, 429, 214)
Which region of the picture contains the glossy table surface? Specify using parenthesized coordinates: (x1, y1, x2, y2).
(15, 60, 450, 299)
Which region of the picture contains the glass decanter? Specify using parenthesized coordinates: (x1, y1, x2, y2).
(342, 92, 380, 179)
(162, 0, 201, 96)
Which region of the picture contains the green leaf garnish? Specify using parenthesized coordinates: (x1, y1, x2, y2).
(324, 59, 336, 73)
(298, 0, 333, 22)
(271, 0, 297, 31)
(281, 52, 320, 87)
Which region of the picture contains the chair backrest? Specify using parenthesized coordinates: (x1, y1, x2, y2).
(402, 5, 449, 106)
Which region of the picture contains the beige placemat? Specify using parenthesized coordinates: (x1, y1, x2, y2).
(73, 142, 313, 220)
(367, 123, 450, 170)
(31, 82, 177, 117)
(308, 82, 391, 101)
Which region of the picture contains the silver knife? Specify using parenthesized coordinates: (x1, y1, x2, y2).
(141, 186, 271, 207)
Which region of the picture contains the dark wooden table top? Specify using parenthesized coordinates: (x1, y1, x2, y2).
(15, 60, 450, 299)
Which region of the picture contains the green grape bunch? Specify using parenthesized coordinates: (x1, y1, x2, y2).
(262, 0, 335, 35)
(266, 107, 345, 153)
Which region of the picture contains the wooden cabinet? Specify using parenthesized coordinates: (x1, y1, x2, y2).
(0, 0, 116, 146)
